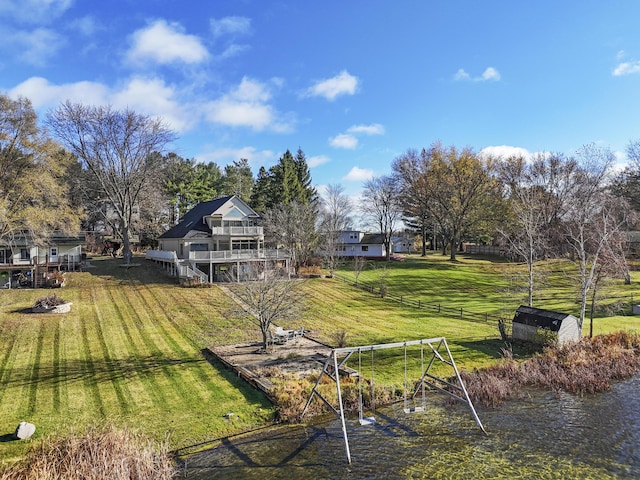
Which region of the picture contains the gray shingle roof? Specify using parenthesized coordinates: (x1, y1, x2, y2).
(158, 195, 234, 239)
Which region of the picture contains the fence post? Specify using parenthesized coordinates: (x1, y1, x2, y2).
(460, 308, 463, 319)
(438, 304, 440, 313)
(418, 300, 421, 309)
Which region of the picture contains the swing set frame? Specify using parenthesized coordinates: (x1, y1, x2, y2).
(301, 336, 486, 464)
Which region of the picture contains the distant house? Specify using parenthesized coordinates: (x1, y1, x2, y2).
(330, 230, 410, 259)
(0, 232, 85, 288)
(147, 195, 290, 283)
(511, 305, 581, 345)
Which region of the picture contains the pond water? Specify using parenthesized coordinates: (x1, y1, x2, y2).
(182, 374, 640, 479)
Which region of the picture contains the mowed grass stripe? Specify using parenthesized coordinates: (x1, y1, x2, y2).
(26, 316, 46, 416)
(104, 286, 207, 408)
(97, 288, 168, 411)
(120, 285, 228, 406)
(61, 311, 94, 418)
(78, 314, 106, 417)
(100, 285, 183, 409)
(89, 288, 135, 414)
(0, 320, 20, 407)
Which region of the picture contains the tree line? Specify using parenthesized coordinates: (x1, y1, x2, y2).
(3, 94, 640, 330)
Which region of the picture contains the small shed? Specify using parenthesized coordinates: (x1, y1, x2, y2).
(512, 306, 581, 345)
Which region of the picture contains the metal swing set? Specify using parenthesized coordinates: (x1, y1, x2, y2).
(301, 337, 486, 464)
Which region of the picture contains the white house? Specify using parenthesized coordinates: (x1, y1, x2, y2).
(148, 195, 290, 283)
(332, 230, 410, 259)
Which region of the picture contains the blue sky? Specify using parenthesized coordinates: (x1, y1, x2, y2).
(2, 0, 640, 196)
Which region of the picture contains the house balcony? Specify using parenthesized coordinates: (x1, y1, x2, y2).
(211, 226, 263, 236)
(188, 248, 289, 262)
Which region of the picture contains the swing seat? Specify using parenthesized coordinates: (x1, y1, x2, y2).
(359, 416, 376, 425)
(403, 406, 426, 414)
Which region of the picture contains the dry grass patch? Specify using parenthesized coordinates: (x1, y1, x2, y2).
(461, 331, 640, 407)
(0, 425, 176, 480)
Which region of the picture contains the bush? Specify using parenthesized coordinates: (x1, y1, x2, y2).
(0, 425, 176, 480)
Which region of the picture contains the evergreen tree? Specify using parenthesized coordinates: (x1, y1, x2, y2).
(221, 158, 254, 202)
(294, 147, 317, 204)
(250, 166, 271, 213)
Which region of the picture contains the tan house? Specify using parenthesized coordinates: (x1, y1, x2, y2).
(147, 195, 290, 283)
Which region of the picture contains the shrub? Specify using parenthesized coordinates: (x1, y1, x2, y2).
(0, 425, 176, 480)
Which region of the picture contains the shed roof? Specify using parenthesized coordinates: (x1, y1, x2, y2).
(512, 305, 575, 332)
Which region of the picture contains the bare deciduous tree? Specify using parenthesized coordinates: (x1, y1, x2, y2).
(47, 102, 175, 264)
(497, 153, 578, 306)
(229, 273, 305, 351)
(562, 144, 630, 328)
(263, 200, 318, 275)
(360, 175, 402, 261)
(318, 184, 352, 276)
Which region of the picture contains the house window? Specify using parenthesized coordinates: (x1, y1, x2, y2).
(190, 243, 209, 251)
(337, 246, 346, 252)
(349, 233, 358, 239)
(20, 248, 30, 260)
(50, 247, 58, 257)
(232, 240, 257, 250)
(361, 246, 369, 252)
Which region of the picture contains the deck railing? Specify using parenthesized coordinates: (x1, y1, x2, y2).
(210, 226, 263, 236)
(188, 248, 289, 261)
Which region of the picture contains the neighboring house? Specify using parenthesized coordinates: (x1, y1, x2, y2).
(147, 195, 290, 283)
(332, 230, 408, 259)
(0, 232, 85, 288)
(511, 305, 581, 346)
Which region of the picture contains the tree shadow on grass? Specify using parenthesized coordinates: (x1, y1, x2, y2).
(81, 255, 179, 286)
(457, 339, 543, 360)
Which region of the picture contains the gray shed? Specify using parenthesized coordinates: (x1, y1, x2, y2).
(512, 306, 581, 345)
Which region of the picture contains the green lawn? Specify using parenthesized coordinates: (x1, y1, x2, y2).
(0, 257, 272, 464)
(2, 253, 639, 465)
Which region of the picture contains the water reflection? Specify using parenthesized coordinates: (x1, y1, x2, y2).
(182, 374, 640, 479)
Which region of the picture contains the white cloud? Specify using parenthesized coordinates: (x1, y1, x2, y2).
(481, 67, 501, 81)
(347, 123, 385, 136)
(454, 69, 471, 81)
(9, 75, 191, 132)
(613, 61, 640, 76)
(306, 70, 359, 101)
(10, 76, 110, 108)
(479, 145, 532, 160)
(204, 77, 292, 132)
(0, 0, 72, 24)
(11, 28, 64, 66)
(330, 133, 358, 149)
(454, 66, 501, 82)
(210, 16, 251, 37)
(330, 123, 384, 149)
(68, 16, 100, 36)
(110, 77, 192, 132)
(127, 19, 209, 65)
(343, 166, 374, 181)
(196, 146, 276, 169)
(308, 155, 331, 168)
